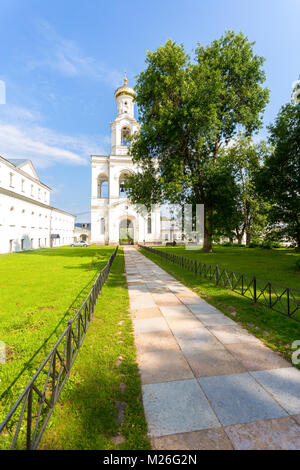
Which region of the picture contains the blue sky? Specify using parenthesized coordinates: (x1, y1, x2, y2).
(0, 0, 299, 222)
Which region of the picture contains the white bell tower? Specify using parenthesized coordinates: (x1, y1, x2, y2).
(110, 74, 140, 156)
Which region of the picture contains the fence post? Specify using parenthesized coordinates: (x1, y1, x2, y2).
(287, 287, 290, 317)
(66, 321, 72, 374)
(51, 351, 56, 407)
(26, 386, 33, 450)
(253, 276, 257, 304)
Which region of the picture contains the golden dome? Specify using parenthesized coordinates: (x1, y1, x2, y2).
(114, 73, 136, 99)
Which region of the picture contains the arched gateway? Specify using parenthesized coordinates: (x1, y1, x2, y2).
(119, 218, 134, 244)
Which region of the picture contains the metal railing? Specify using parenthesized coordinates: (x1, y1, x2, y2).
(139, 245, 300, 321)
(0, 246, 118, 450)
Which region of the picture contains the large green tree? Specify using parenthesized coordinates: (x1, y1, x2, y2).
(257, 103, 300, 250)
(223, 135, 271, 245)
(127, 32, 269, 251)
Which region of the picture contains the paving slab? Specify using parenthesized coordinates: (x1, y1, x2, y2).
(208, 325, 262, 344)
(157, 273, 176, 278)
(131, 307, 162, 319)
(142, 380, 220, 437)
(193, 313, 236, 326)
(137, 350, 194, 384)
(293, 415, 300, 427)
(225, 416, 300, 450)
(159, 305, 201, 331)
(174, 327, 225, 353)
(175, 291, 200, 300)
(199, 372, 287, 426)
(185, 349, 246, 377)
(133, 317, 169, 334)
(128, 292, 152, 302)
(166, 283, 191, 293)
(130, 295, 157, 310)
(180, 296, 207, 306)
(145, 281, 166, 289)
(127, 279, 146, 285)
(151, 428, 233, 450)
(134, 330, 181, 354)
(127, 285, 149, 294)
(148, 287, 172, 294)
(226, 342, 290, 371)
(159, 305, 192, 317)
(251, 368, 300, 414)
(165, 315, 203, 333)
(188, 304, 223, 315)
(151, 293, 182, 306)
(126, 276, 143, 282)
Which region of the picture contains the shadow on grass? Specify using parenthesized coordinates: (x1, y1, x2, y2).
(0, 261, 107, 400)
(40, 359, 146, 450)
(20, 246, 112, 259)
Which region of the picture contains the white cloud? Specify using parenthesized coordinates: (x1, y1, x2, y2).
(26, 20, 123, 89)
(0, 124, 86, 167)
(0, 104, 109, 168)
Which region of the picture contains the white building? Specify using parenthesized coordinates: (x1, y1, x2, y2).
(0, 156, 75, 254)
(91, 76, 162, 245)
(74, 223, 91, 242)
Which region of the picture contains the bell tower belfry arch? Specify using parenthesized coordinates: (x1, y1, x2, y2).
(110, 74, 140, 156)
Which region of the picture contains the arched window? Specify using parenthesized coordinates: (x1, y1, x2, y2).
(121, 127, 130, 146)
(97, 175, 108, 198)
(119, 171, 130, 198)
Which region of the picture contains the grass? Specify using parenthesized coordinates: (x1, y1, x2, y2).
(139, 246, 300, 370)
(38, 247, 150, 450)
(155, 245, 300, 290)
(0, 246, 114, 420)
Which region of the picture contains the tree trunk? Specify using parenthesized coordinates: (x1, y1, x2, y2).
(203, 207, 213, 252)
(246, 229, 251, 245)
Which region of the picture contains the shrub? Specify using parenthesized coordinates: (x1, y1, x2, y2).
(261, 240, 273, 249)
(222, 241, 234, 247)
(296, 259, 300, 271)
(248, 240, 261, 248)
(271, 241, 282, 249)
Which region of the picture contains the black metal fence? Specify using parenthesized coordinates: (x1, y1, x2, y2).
(0, 246, 118, 450)
(139, 245, 300, 321)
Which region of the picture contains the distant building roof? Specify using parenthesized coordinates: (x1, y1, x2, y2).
(7, 158, 30, 167)
(0, 155, 52, 189)
(75, 222, 91, 229)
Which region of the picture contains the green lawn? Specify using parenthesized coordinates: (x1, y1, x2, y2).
(140, 246, 300, 369)
(39, 247, 150, 450)
(0, 246, 149, 450)
(154, 245, 300, 290)
(0, 246, 114, 418)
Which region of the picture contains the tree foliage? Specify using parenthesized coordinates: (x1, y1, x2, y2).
(126, 31, 269, 251)
(222, 135, 271, 244)
(257, 103, 300, 249)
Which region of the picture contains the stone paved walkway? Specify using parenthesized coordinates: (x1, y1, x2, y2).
(124, 246, 300, 450)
